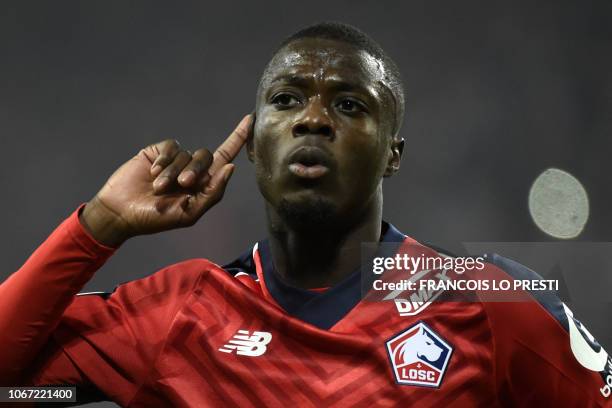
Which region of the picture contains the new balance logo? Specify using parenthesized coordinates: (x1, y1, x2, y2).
(218, 329, 272, 357)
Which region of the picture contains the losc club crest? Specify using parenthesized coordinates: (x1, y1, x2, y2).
(386, 321, 453, 388)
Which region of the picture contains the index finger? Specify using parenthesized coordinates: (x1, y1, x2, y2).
(209, 114, 252, 175)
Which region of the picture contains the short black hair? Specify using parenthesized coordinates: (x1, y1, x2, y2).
(259, 22, 405, 137)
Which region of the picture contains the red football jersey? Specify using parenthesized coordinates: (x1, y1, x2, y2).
(0, 206, 610, 407)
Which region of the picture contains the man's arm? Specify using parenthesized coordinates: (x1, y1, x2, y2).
(0, 115, 251, 390)
(0, 205, 207, 404)
(0, 205, 114, 385)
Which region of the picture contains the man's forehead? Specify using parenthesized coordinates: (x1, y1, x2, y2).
(263, 39, 389, 91)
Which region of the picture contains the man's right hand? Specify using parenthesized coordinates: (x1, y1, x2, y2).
(79, 114, 252, 247)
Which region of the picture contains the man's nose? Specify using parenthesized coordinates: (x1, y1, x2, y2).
(292, 97, 334, 139)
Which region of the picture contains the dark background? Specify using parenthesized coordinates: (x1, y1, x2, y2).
(1, 1, 611, 406)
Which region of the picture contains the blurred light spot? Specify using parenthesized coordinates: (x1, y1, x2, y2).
(528, 168, 589, 239)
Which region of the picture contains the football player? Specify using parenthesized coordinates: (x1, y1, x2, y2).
(1, 22, 610, 407)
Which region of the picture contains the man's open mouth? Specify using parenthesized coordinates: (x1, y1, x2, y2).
(287, 146, 333, 179)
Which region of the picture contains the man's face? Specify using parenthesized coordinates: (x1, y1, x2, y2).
(250, 38, 400, 224)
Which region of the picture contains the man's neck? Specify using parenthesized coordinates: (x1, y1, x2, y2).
(265, 194, 383, 290)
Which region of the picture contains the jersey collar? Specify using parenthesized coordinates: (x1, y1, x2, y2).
(252, 221, 407, 330)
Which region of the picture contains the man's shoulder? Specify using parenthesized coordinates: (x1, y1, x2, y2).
(481, 252, 567, 326)
(476, 253, 607, 375)
(410, 240, 572, 346)
(77, 258, 230, 304)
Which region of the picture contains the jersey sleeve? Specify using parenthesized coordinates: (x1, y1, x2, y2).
(482, 254, 612, 407)
(0, 205, 205, 406)
(0, 205, 115, 385)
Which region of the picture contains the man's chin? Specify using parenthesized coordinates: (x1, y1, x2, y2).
(277, 193, 338, 231)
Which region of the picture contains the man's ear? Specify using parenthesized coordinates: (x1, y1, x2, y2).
(383, 137, 404, 177)
(246, 112, 256, 162)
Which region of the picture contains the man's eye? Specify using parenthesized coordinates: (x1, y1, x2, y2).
(271, 93, 300, 108)
(336, 98, 366, 113)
